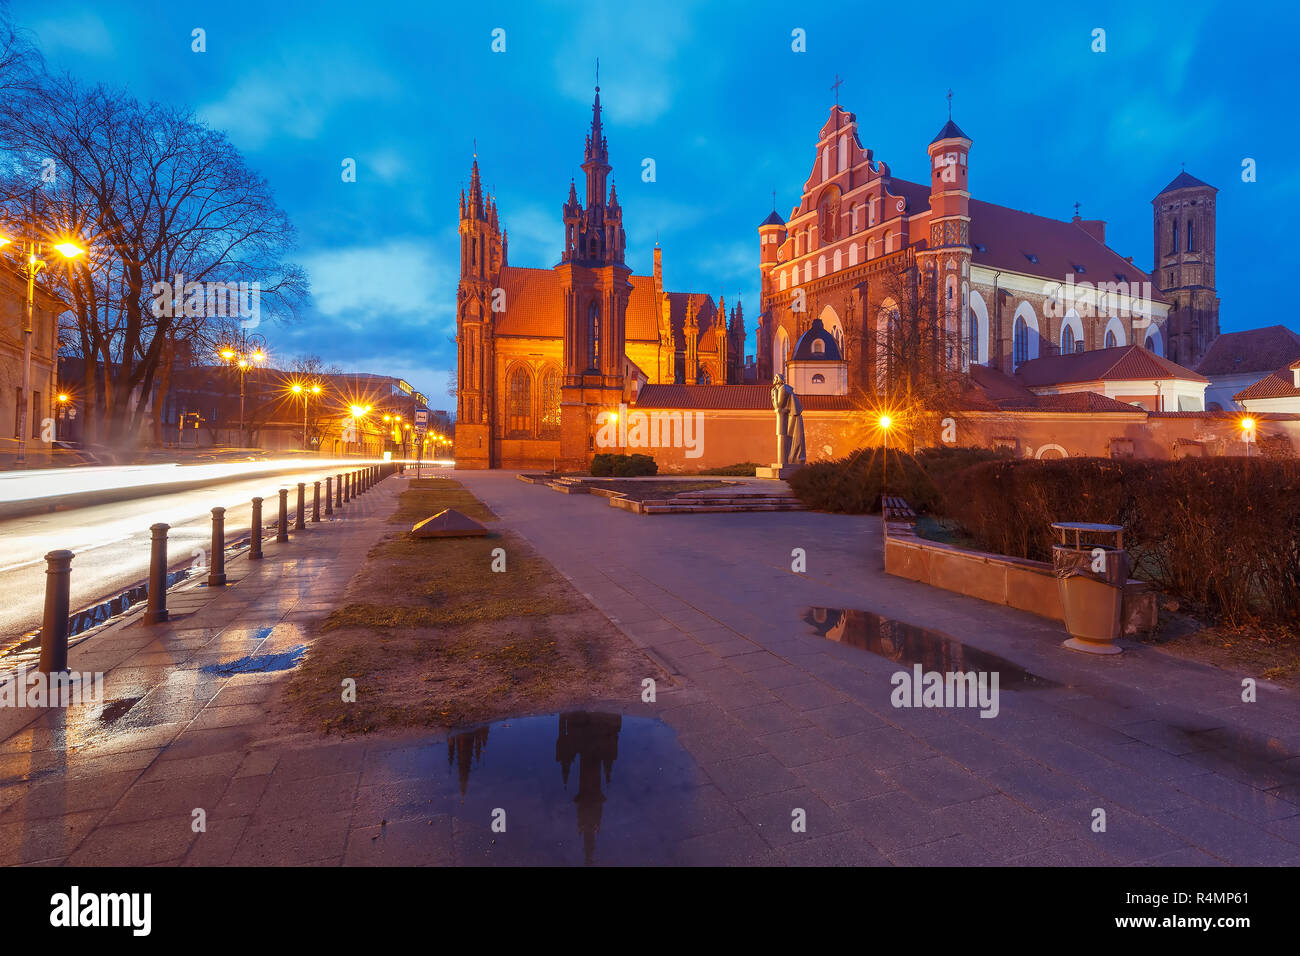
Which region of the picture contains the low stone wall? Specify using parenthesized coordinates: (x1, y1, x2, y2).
(883, 517, 1157, 635)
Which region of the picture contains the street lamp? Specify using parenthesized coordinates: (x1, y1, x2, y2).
(878, 413, 894, 500)
(349, 403, 371, 456)
(1, 231, 85, 467)
(217, 338, 266, 447)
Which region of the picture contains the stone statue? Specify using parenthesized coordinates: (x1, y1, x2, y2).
(771, 374, 806, 467)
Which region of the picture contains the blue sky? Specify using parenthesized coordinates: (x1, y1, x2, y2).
(11, 0, 1294, 407)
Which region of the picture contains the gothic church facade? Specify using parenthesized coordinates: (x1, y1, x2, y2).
(454, 88, 746, 469)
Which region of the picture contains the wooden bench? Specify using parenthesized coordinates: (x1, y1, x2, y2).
(881, 495, 917, 522)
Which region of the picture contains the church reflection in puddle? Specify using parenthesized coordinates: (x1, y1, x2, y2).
(443, 711, 696, 865)
(802, 607, 1058, 690)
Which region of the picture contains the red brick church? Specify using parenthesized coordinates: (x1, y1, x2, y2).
(754, 102, 1220, 400)
(454, 86, 747, 469)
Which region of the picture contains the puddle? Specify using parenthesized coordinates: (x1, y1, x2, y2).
(371, 711, 701, 865)
(201, 644, 306, 676)
(98, 696, 142, 723)
(802, 607, 1058, 690)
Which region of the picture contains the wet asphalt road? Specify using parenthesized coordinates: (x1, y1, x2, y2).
(0, 463, 361, 640)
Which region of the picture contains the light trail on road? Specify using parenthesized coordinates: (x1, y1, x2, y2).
(0, 461, 384, 640)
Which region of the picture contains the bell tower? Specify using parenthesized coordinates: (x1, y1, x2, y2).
(1153, 171, 1220, 368)
(454, 155, 506, 469)
(922, 102, 973, 371)
(557, 78, 633, 469)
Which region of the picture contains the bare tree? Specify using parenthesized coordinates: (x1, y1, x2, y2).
(0, 57, 307, 455)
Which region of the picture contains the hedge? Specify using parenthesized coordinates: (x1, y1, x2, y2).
(590, 453, 658, 477)
(786, 445, 1011, 515)
(946, 458, 1300, 624)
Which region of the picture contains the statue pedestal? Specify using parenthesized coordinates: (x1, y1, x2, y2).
(756, 463, 803, 480)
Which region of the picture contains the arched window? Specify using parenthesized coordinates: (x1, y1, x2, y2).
(588, 301, 600, 369)
(812, 339, 825, 356)
(698, 368, 711, 385)
(507, 365, 532, 438)
(833, 249, 842, 271)
(1187, 218, 1195, 252)
(1013, 316, 1029, 368)
(1062, 324, 1076, 354)
(1171, 219, 1178, 254)
(818, 255, 826, 277)
(1105, 329, 1117, 349)
(539, 366, 561, 439)
(812, 373, 825, 384)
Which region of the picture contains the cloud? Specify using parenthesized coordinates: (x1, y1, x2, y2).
(550, 6, 692, 125)
(299, 238, 455, 324)
(197, 47, 397, 150)
(28, 10, 114, 57)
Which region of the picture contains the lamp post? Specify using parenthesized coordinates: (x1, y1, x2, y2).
(291, 382, 324, 451)
(0, 232, 85, 468)
(217, 336, 266, 447)
(349, 404, 371, 457)
(878, 413, 893, 500)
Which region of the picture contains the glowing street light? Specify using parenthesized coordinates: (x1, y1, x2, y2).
(5, 229, 91, 467)
(218, 338, 267, 446)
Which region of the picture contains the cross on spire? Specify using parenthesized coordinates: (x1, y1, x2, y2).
(946, 89, 953, 119)
(1074, 201, 1080, 217)
(831, 74, 843, 106)
(472, 137, 477, 159)
(595, 57, 599, 90)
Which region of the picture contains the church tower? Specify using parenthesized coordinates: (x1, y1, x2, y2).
(729, 299, 746, 384)
(1153, 172, 1220, 368)
(923, 111, 973, 371)
(556, 81, 633, 468)
(454, 156, 506, 469)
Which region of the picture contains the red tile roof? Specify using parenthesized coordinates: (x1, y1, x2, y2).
(1148, 410, 1300, 420)
(1234, 368, 1300, 401)
(1194, 325, 1300, 376)
(1015, 345, 1207, 386)
(962, 365, 1140, 413)
(886, 179, 1163, 297)
(633, 384, 856, 411)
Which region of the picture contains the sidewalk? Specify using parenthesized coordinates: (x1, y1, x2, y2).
(0, 475, 406, 865)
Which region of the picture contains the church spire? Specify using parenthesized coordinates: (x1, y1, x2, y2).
(468, 156, 484, 219)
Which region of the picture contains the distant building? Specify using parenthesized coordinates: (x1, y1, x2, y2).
(0, 260, 65, 463)
(1195, 325, 1300, 411)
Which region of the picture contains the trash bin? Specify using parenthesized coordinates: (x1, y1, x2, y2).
(1050, 522, 1128, 655)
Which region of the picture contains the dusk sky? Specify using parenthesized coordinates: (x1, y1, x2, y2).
(12, 0, 1293, 409)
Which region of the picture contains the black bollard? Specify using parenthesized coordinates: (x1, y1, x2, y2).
(335, 473, 343, 508)
(145, 523, 169, 623)
(38, 550, 73, 674)
(209, 507, 227, 587)
(296, 483, 306, 531)
(313, 480, 321, 522)
(250, 497, 264, 559)
(324, 477, 333, 516)
(277, 488, 289, 542)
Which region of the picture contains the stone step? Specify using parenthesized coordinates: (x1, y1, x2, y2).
(641, 502, 807, 514)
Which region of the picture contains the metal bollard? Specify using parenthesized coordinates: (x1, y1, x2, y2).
(324, 477, 333, 516)
(344, 472, 351, 502)
(209, 507, 227, 586)
(313, 480, 321, 522)
(145, 523, 169, 623)
(38, 550, 72, 674)
(335, 473, 343, 508)
(277, 488, 289, 542)
(250, 497, 264, 559)
(296, 483, 306, 531)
